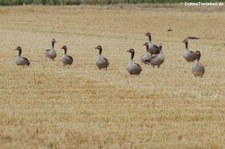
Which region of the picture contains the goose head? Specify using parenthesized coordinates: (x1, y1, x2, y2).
(194, 50, 201, 61)
(145, 32, 151, 37)
(159, 44, 162, 52)
(182, 38, 188, 44)
(127, 48, 135, 60)
(143, 42, 149, 51)
(95, 45, 102, 54)
(61, 45, 67, 54)
(182, 38, 188, 49)
(127, 48, 135, 54)
(145, 32, 152, 42)
(15, 46, 22, 56)
(15, 46, 22, 51)
(52, 39, 57, 43)
(143, 42, 149, 47)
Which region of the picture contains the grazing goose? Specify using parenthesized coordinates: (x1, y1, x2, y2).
(182, 39, 196, 62)
(148, 45, 165, 68)
(60, 45, 73, 66)
(127, 48, 142, 75)
(141, 42, 152, 64)
(15, 46, 30, 66)
(45, 38, 57, 60)
(95, 45, 109, 70)
(145, 32, 160, 55)
(192, 51, 205, 77)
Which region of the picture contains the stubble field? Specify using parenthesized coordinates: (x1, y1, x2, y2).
(0, 4, 225, 148)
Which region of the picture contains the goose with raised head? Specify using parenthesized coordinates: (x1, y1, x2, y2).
(95, 45, 109, 70)
(145, 32, 160, 55)
(45, 38, 57, 60)
(182, 38, 196, 62)
(127, 48, 142, 75)
(141, 42, 152, 64)
(192, 51, 205, 77)
(15, 46, 30, 66)
(148, 45, 165, 68)
(60, 45, 73, 66)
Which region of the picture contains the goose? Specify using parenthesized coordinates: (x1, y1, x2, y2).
(141, 42, 152, 64)
(60, 45, 73, 66)
(45, 38, 57, 60)
(148, 45, 165, 68)
(192, 51, 205, 77)
(182, 39, 196, 62)
(145, 32, 160, 55)
(15, 46, 30, 66)
(127, 48, 142, 75)
(95, 45, 109, 70)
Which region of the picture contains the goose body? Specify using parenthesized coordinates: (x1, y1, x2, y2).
(182, 39, 196, 62)
(192, 51, 205, 77)
(15, 46, 30, 66)
(148, 45, 165, 68)
(145, 32, 160, 55)
(95, 45, 109, 70)
(141, 42, 152, 64)
(45, 39, 57, 60)
(127, 48, 142, 75)
(61, 45, 73, 66)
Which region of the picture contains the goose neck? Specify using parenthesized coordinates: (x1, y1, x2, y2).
(52, 41, 55, 48)
(185, 42, 188, 49)
(148, 35, 152, 42)
(64, 48, 67, 55)
(145, 45, 149, 52)
(98, 48, 102, 55)
(18, 49, 22, 56)
(130, 52, 134, 60)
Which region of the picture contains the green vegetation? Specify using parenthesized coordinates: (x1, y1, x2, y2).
(0, 0, 224, 6)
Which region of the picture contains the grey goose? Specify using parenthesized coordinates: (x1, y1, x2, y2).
(127, 48, 142, 75)
(182, 39, 196, 62)
(192, 51, 205, 77)
(95, 45, 109, 70)
(147, 45, 165, 68)
(141, 42, 152, 64)
(15, 46, 30, 66)
(145, 32, 160, 55)
(60, 45, 73, 66)
(45, 38, 57, 60)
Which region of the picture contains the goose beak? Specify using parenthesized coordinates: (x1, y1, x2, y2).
(126, 50, 130, 53)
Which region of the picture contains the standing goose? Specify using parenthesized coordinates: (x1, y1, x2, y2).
(127, 48, 142, 75)
(141, 42, 152, 64)
(182, 39, 196, 62)
(192, 51, 205, 77)
(95, 45, 109, 70)
(45, 38, 57, 60)
(148, 45, 165, 68)
(15, 46, 30, 66)
(60, 45, 73, 66)
(145, 32, 160, 55)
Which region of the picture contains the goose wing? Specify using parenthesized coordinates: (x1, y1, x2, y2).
(23, 57, 30, 66)
(103, 57, 109, 63)
(67, 55, 73, 61)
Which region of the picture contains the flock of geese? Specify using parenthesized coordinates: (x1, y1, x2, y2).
(14, 32, 205, 77)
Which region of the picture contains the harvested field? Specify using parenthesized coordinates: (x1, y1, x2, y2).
(0, 4, 225, 148)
